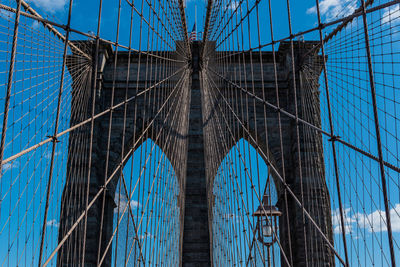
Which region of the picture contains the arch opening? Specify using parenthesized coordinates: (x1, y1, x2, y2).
(211, 138, 281, 266)
(111, 138, 181, 266)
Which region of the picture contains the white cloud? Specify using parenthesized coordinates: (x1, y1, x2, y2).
(334, 223, 352, 234)
(381, 4, 400, 25)
(129, 200, 140, 209)
(332, 204, 400, 235)
(0, 9, 15, 19)
(32, 20, 40, 29)
(139, 232, 153, 240)
(44, 150, 61, 159)
(46, 219, 60, 228)
(114, 192, 141, 214)
(2, 161, 20, 173)
(223, 213, 241, 223)
(354, 204, 400, 233)
(227, 1, 240, 11)
(331, 207, 355, 234)
(26, 0, 67, 13)
(307, 0, 357, 21)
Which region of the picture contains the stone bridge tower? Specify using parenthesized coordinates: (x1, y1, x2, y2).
(58, 40, 333, 266)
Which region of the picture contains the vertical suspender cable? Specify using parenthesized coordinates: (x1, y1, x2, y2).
(314, 1, 350, 266)
(81, 0, 104, 264)
(38, 0, 74, 266)
(0, 0, 22, 222)
(360, 0, 396, 266)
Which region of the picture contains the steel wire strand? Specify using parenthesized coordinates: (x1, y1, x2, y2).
(3, 70, 86, 267)
(2, 63, 90, 155)
(208, 67, 400, 175)
(115, 47, 188, 264)
(43, 65, 188, 266)
(203, 58, 272, 264)
(202, 72, 253, 265)
(0, 60, 90, 258)
(123, 74, 189, 265)
(213, 1, 400, 61)
(204, 69, 348, 265)
(218, 6, 264, 264)
(1, 65, 186, 166)
(202, 69, 291, 266)
(0, 3, 187, 63)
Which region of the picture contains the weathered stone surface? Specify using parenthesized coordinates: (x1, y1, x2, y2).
(59, 40, 333, 267)
(181, 42, 211, 267)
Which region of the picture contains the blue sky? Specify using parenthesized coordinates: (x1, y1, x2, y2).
(0, 0, 400, 266)
(22, 0, 357, 48)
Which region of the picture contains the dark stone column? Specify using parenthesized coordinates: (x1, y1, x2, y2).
(59, 41, 188, 267)
(59, 40, 333, 267)
(57, 42, 113, 267)
(277, 43, 334, 267)
(181, 41, 211, 266)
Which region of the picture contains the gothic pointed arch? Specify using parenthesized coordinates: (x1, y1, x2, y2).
(111, 138, 181, 266)
(210, 138, 281, 265)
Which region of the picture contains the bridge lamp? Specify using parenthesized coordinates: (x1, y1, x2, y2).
(252, 195, 282, 247)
